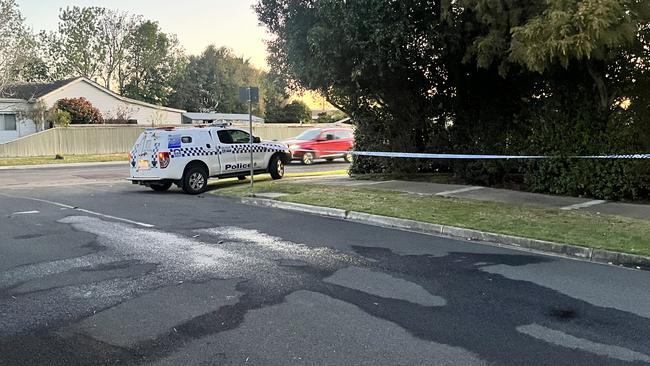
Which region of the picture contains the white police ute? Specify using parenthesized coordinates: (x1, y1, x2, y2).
(128, 125, 291, 194)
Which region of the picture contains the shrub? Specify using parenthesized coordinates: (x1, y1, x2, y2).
(55, 97, 103, 124)
(48, 109, 71, 127)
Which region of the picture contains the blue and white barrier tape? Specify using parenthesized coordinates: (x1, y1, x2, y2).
(290, 149, 650, 160)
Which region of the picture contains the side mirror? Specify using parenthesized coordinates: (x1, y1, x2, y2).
(253, 136, 261, 143)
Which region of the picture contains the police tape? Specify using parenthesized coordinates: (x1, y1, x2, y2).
(289, 149, 650, 160)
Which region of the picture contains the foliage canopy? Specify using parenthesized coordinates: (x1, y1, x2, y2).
(256, 0, 650, 199)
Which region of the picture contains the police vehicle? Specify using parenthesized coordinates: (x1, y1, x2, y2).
(128, 124, 291, 194)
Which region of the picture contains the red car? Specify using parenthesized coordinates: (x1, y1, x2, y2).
(285, 127, 354, 165)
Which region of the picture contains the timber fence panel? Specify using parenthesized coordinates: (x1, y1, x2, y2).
(0, 124, 328, 157)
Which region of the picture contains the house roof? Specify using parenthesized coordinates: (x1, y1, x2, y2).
(1, 77, 185, 113)
(184, 112, 264, 122)
(0, 77, 81, 100)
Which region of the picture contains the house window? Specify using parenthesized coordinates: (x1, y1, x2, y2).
(0, 114, 17, 131)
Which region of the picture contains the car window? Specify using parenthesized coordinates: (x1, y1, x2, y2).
(217, 130, 233, 144)
(335, 130, 352, 139)
(217, 130, 250, 144)
(295, 129, 322, 141)
(230, 130, 251, 143)
(322, 131, 337, 140)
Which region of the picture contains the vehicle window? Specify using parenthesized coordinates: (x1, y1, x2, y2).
(217, 130, 233, 144)
(181, 136, 192, 144)
(295, 129, 322, 141)
(217, 130, 250, 144)
(322, 132, 337, 140)
(335, 130, 352, 139)
(230, 130, 251, 143)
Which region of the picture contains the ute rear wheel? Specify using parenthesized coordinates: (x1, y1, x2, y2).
(181, 165, 208, 194)
(150, 182, 172, 192)
(269, 155, 285, 180)
(301, 152, 315, 165)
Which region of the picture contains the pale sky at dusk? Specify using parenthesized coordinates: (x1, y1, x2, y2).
(16, 0, 270, 68)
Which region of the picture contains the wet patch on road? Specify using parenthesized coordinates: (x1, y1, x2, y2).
(549, 308, 578, 321)
(8, 261, 157, 296)
(324, 266, 446, 306)
(2, 217, 650, 366)
(12, 233, 46, 240)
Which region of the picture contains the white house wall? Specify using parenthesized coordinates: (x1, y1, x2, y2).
(40, 80, 183, 125)
(0, 100, 36, 144)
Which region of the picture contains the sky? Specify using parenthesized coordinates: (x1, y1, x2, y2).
(15, 0, 270, 68)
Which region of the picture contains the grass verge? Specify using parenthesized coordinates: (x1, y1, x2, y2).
(213, 180, 650, 257)
(0, 154, 127, 167)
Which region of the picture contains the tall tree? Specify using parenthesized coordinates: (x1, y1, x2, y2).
(41, 6, 108, 81)
(0, 0, 34, 94)
(100, 10, 140, 90)
(121, 20, 184, 104)
(257, 0, 451, 171)
(256, 0, 650, 199)
(169, 45, 265, 114)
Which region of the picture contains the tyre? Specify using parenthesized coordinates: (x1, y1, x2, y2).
(181, 165, 208, 194)
(301, 152, 315, 165)
(269, 154, 285, 180)
(237, 175, 246, 181)
(325, 158, 334, 162)
(150, 182, 172, 192)
(345, 152, 354, 163)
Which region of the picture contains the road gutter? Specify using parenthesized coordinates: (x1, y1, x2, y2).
(240, 196, 650, 270)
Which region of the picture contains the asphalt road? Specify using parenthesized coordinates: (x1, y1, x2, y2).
(0, 160, 350, 188)
(0, 175, 649, 365)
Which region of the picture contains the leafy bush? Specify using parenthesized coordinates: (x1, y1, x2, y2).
(48, 109, 71, 127)
(55, 97, 103, 124)
(257, 0, 650, 200)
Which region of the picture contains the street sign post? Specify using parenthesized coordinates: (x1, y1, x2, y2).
(239, 86, 259, 197)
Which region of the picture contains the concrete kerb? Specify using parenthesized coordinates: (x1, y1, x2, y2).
(239, 196, 649, 270)
(242, 197, 347, 219)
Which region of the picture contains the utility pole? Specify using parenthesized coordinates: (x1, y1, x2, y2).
(240, 86, 260, 197)
(248, 89, 254, 196)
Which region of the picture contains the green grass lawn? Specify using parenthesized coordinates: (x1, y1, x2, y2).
(0, 154, 128, 167)
(214, 180, 650, 256)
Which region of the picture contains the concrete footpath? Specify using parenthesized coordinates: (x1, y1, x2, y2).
(290, 175, 650, 220)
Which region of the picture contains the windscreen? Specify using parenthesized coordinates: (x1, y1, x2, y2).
(295, 129, 322, 141)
